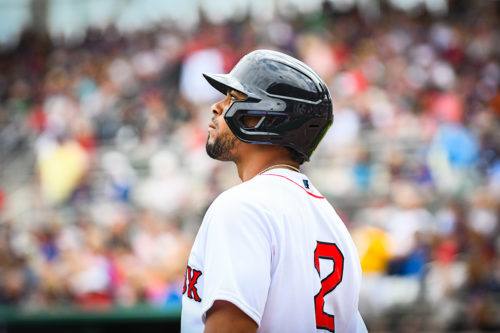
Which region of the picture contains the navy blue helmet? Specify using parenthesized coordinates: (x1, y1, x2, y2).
(203, 49, 333, 161)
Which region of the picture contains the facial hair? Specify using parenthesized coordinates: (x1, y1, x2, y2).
(206, 131, 238, 161)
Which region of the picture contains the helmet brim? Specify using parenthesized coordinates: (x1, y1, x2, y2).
(203, 73, 249, 97)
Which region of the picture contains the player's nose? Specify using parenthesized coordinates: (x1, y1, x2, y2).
(211, 102, 222, 116)
(211, 96, 227, 116)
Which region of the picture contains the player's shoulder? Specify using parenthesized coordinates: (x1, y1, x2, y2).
(202, 177, 278, 232)
(214, 177, 264, 204)
(210, 174, 279, 210)
(210, 169, 324, 214)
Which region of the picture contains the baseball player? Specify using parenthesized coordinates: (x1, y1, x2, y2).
(181, 50, 367, 333)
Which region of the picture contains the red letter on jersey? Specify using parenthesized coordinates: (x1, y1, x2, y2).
(183, 266, 202, 302)
(314, 242, 344, 332)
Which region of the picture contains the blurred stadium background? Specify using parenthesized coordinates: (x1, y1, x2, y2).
(0, 0, 499, 332)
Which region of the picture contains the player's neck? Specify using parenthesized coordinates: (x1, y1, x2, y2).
(234, 146, 299, 182)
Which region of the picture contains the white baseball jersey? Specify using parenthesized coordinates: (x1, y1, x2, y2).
(181, 168, 367, 332)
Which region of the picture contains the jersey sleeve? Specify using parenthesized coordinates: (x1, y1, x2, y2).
(200, 192, 273, 327)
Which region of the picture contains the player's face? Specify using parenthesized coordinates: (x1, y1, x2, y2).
(206, 90, 247, 161)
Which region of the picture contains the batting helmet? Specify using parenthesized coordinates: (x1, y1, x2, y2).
(203, 49, 333, 162)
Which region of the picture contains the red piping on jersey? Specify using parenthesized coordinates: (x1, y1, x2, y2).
(262, 174, 326, 199)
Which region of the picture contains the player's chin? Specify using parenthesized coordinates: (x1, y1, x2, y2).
(205, 138, 216, 157)
(206, 144, 219, 160)
(206, 133, 215, 146)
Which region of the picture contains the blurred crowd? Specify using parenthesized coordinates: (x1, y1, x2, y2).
(0, 2, 499, 331)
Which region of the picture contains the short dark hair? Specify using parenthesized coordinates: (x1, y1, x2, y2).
(286, 147, 306, 165)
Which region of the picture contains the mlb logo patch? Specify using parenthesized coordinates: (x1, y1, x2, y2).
(303, 179, 310, 189)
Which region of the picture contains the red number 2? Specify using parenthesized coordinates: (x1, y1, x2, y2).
(314, 241, 344, 332)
